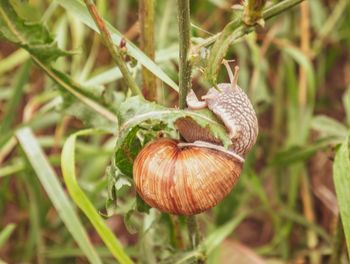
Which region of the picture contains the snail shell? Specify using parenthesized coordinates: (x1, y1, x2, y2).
(133, 138, 242, 215)
(133, 63, 258, 215)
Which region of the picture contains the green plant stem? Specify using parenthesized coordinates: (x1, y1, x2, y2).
(177, 0, 201, 256)
(83, 0, 142, 97)
(139, 0, 157, 101)
(194, 0, 304, 52)
(263, 0, 304, 20)
(177, 0, 192, 109)
(187, 215, 200, 250)
(206, 0, 304, 83)
(243, 0, 267, 25)
(176, 0, 201, 254)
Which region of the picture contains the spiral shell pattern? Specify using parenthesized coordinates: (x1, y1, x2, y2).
(133, 138, 242, 215)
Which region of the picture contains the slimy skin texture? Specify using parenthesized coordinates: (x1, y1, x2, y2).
(186, 83, 258, 157)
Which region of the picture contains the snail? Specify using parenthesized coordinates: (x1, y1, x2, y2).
(133, 61, 258, 215)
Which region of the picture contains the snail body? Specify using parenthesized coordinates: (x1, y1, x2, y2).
(133, 62, 258, 215)
(179, 65, 258, 157)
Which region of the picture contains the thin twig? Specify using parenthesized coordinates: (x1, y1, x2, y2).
(83, 0, 142, 97)
(193, 0, 304, 52)
(205, 0, 305, 83)
(139, 0, 157, 101)
(177, 0, 192, 109)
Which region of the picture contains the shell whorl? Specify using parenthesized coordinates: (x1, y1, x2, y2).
(133, 138, 242, 215)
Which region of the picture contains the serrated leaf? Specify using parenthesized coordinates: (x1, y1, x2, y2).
(118, 96, 231, 146)
(0, 1, 116, 129)
(114, 96, 231, 177)
(0, 0, 69, 64)
(115, 126, 143, 176)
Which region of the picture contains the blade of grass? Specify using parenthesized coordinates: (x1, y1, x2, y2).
(32, 57, 118, 124)
(57, 0, 179, 92)
(333, 136, 350, 258)
(15, 127, 103, 264)
(200, 211, 247, 254)
(21, 172, 45, 264)
(0, 49, 30, 75)
(61, 129, 134, 264)
(0, 223, 16, 248)
(0, 4, 118, 125)
(0, 61, 31, 134)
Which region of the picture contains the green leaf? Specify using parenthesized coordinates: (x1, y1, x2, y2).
(0, 0, 117, 127)
(0, 223, 16, 248)
(124, 209, 140, 234)
(283, 46, 316, 101)
(114, 96, 231, 176)
(0, 61, 31, 134)
(205, 18, 244, 84)
(34, 58, 119, 128)
(119, 96, 230, 146)
(311, 115, 348, 139)
(0, 0, 69, 64)
(61, 128, 134, 264)
(333, 136, 350, 258)
(57, 0, 179, 92)
(160, 251, 205, 264)
(271, 138, 334, 166)
(200, 211, 247, 254)
(342, 87, 350, 127)
(136, 193, 151, 214)
(15, 127, 103, 264)
(9, 0, 41, 21)
(115, 125, 144, 176)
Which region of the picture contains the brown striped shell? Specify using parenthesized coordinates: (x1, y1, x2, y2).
(133, 138, 242, 215)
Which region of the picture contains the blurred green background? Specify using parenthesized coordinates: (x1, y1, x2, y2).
(0, 0, 350, 263)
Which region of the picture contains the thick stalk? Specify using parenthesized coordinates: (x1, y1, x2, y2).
(139, 0, 157, 101)
(177, 0, 201, 255)
(83, 0, 142, 97)
(187, 215, 200, 250)
(177, 0, 192, 109)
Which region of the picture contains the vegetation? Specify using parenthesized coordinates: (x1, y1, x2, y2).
(0, 0, 349, 263)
